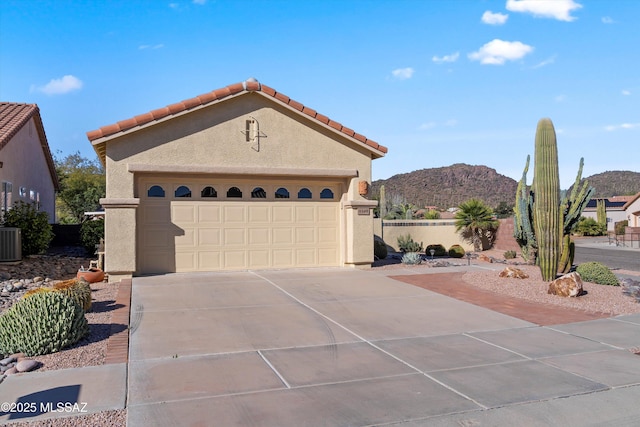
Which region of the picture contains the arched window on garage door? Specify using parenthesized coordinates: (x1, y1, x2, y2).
(275, 187, 290, 198)
(251, 187, 267, 198)
(148, 185, 165, 197)
(297, 188, 312, 199)
(227, 187, 243, 198)
(320, 188, 334, 199)
(175, 186, 192, 198)
(201, 186, 217, 198)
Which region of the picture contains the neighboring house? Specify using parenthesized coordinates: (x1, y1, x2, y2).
(0, 103, 59, 222)
(87, 79, 387, 281)
(623, 192, 640, 228)
(582, 195, 635, 232)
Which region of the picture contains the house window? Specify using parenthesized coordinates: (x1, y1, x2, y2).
(148, 185, 165, 197)
(227, 187, 242, 198)
(201, 186, 217, 198)
(320, 188, 334, 199)
(298, 188, 312, 199)
(251, 187, 266, 198)
(19, 187, 27, 198)
(175, 186, 192, 198)
(1, 182, 12, 213)
(275, 187, 290, 199)
(29, 190, 36, 200)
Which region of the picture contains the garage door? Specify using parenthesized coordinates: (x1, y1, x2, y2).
(137, 178, 342, 273)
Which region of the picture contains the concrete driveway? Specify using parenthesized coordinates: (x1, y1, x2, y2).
(127, 268, 640, 426)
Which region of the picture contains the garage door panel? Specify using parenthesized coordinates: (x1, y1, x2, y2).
(249, 250, 270, 268)
(273, 249, 293, 267)
(318, 206, 337, 222)
(175, 228, 195, 247)
(141, 251, 174, 274)
(176, 252, 196, 270)
(249, 228, 270, 245)
(172, 204, 196, 223)
(318, 227, 338, 243)
(295, 227, 316, 244)
(272, 228, 293, 245)
(224, 251, 246, 269)
(295, 206, 315, 222)
(199, 251, 221, 269)
(142, 229, 171, 247)
(273, 206, 293, 222)
(142, 205, 170, 223)
(249, 206, 270, 222)
(224, 228, 246, 245)
(224, 206, 246, 222)
(199, 228, 221, 245)
(319, 248, 338, 265)
(198, 205, 221, 223)
(296, 249, 316, 265)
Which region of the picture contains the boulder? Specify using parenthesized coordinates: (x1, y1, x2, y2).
(478, 254, 493, 263)
(548, 272, 583, 297)
(16, 359, 40, 373)
(498, 266, 529, 279)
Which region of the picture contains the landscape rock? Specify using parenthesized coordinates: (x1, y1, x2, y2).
(4, 367, 18, 375)
(16, 359, 40, 373)
(498, 266, 529, 279)
(548, 272, 584, 297)
(478, 254, 493, 263)
(0, 356, 16, 366)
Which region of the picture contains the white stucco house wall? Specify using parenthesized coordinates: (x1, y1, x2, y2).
(87, 79, 387, 281)
(0, 103, 59, 222)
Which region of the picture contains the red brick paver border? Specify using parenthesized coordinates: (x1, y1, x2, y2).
(391, 273, 612, 326)
(104, 279, 131, 364)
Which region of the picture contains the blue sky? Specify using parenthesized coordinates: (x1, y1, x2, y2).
(1, 0, 638, 188)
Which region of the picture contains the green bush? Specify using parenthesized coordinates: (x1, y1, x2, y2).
(401, 252, 422, 265)
(80, 219, 104, 255)
(504, 250, 517, 259)
(448, 244, 465, 258)
(0, 291, 89, 356)
(397, 234, 423, 253)
(425, 244, 447, 257)
(374, 239, 388, 260)
(615, 220, 628, 236)
(576, 217, 606, 236)
(576, 262, 619, 286)
(1, 201, 53, 256)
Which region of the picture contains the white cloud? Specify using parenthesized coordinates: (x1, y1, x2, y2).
(605, 123, 640, 131)
(482, 11, 508, 25)
(169, 3, 179, 9)
(468, 39, 533, 65)
(139, 44, 164, 50)
(506, 0, 582, 22)
(391, 67, 414, 80)
(193, 0, 206, 4)
(622, 90, 631, 96)
(432, 52, 459, 64)
(444, 119, 458, 127)
(31, 75, 83, 95)
(601, 16, 615, 24)
(419, 122, 436, 130)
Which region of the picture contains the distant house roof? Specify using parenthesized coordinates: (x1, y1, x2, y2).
(0, 102, 59, 190)
(585, 195, 640, 211)
(87, 79, 388, 164)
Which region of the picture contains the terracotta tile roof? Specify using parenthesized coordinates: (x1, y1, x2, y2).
(87, 79, 387, 159)
(0, 102, 59, 189)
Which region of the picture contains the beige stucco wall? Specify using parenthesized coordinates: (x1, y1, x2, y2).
(0, 118, 56, 221)
(98, 92, 379, 276)
(374, 218, 474, 253)
(582, 209, 627, 231)
(626, 198, 640, 227)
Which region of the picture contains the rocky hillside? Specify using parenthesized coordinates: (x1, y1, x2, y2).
(371, 164, 518, 210)
(579, 171, 640, 197)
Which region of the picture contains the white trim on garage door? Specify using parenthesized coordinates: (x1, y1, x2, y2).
(136, 177, 343, 273)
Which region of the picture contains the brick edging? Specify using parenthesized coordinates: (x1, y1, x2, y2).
(104, 279, 131, 364)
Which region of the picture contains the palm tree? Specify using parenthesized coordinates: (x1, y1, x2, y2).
(454, 199, 499, 252)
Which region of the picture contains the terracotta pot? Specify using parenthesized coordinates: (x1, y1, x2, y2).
(77, 268, 105, 283)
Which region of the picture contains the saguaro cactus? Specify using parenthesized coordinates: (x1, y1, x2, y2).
(514, 155, 537, 263)
(558, 158, 595, 274)
(379, 185, 388, 219)
(532, 118, 561, 281)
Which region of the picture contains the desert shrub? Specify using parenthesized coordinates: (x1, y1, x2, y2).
(397, 234, 423, 253)
(504, 250, 517, 259)
(615, 220, 628, 236)
(425, 244, 447, 257)
(448, 244, 465, 258)
(576, 217, 606, 236)
(80, 218, 104, 255)
(576, 262, 619, 286)
(0, 291, 89, 356)
(401, 252, 422, 265)
(1, 201, 53, 256)
(424, 210, 440, 219)
(374, 239, 388, 260)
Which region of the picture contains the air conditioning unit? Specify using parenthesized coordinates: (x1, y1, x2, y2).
(0, 227, 21, 262)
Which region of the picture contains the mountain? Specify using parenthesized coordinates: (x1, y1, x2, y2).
(371, 164, 518, 210)
(579, 171, 640, 197)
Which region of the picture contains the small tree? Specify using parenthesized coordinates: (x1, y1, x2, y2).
(1, 201, 53, 256)
(454, 199, 498, 252)
(55, 151, 105, 224)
